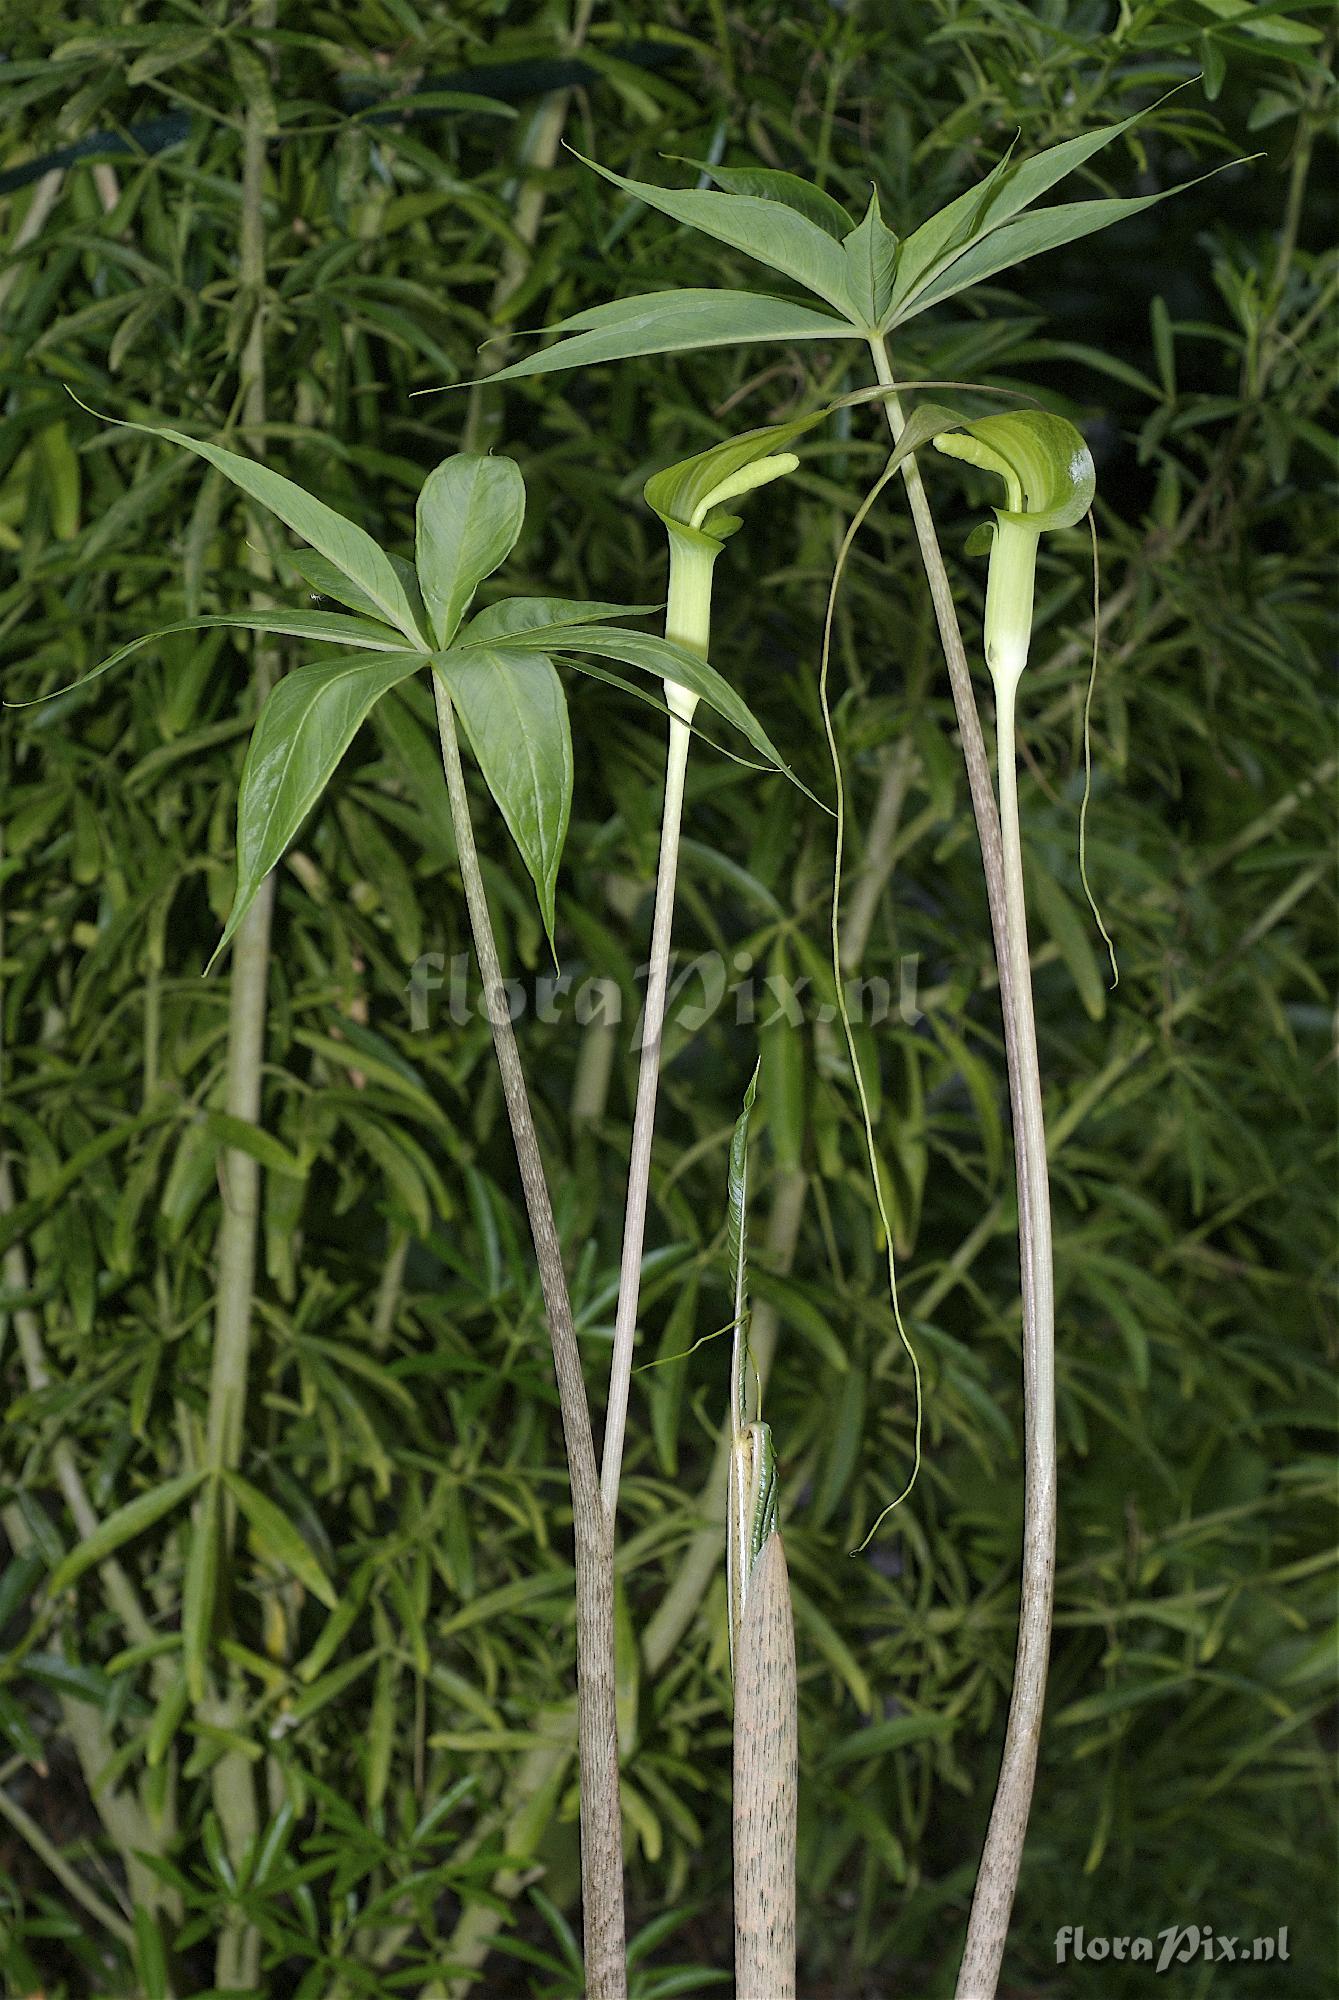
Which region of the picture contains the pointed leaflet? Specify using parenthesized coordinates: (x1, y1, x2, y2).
(888, 96, 1185, 318)
(842, 188, 899, 327)
(692, 163, 854, 239)
(887, 142, 1019, 318)
(214, 651, 423, 966)
(456, 597, 657, 647)
(485, 290, 855, 383)
(572, 154, 864, 320)
(282, 546, 430, 637)
(282, 545, 389, 620)
(900, 174, 1230, 324)
(83, 409, 427, 642)
(11, 609, 418, 703)
(415, 453, 526, 648)
(433, 649, 572, 947)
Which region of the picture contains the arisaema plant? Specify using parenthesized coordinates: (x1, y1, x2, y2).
(42, 419, 815, 2000)
(476, 113, 1156, 2000)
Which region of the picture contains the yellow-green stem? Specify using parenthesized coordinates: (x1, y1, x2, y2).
(207, 7, 278, 1981)
(865, 335, 1058, 1999)
(600, 530, 717, 1519)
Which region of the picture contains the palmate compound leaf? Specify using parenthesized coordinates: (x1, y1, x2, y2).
(415, 453, 526, 647)
(483, 94, 1224, 381)
(213, 650, 425, 968)
(432, 648, 572, 952)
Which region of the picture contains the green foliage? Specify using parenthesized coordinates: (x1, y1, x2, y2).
(1, 2, 1334, 1997)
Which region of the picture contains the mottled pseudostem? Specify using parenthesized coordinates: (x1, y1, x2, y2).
(733, 1531, 797, 2000)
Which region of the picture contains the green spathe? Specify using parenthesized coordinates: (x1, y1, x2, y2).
(933, 410, 1094, 686)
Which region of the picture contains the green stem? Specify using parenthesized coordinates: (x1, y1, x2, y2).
(865, 336, 1057, 1998)
(600, 529, 717, 1520)
(432, 680, 626, 1999)
(206, 8, 278, 1982)
(954, 664, 1056, 2000)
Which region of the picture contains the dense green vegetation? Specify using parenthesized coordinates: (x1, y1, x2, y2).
(1, 3, 1334, 1995)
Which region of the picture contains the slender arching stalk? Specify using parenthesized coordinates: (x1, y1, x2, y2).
(862, 343, 1064, 1999)
(922, 411, 1090, 1998)
(432, 680, 626, 2000)
(600, 532, 715, 1518)
(955, 652, 1057, 2000)
(205, 10, 278, 1981)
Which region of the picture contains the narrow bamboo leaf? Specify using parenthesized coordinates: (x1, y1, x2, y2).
(145, 1676, 189, 1769)
(842, 188, 899, 326)
(133, 1909, 171, 2000)
(457, 597, 657, 648)
(415, 453, 526, 648)
(223, 1471, 338, 1609)
(46, 1470, 204, 1595)
(83, 409, 427, 641)
(819, 1710, 952, 1770)
(535, 626, 822, 805)
(574, 154, 864, 319)
(214, 650, 424, 966)
(486, 289, 856, 382)
(1028, 861, 1105, 1020)
(901, 175, 1224, 323)
(0, 1689, 45, 1768)
(691, 162, 854, 239)
(198, 1110, 306, 1178)
(433, 648, 573, 946)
